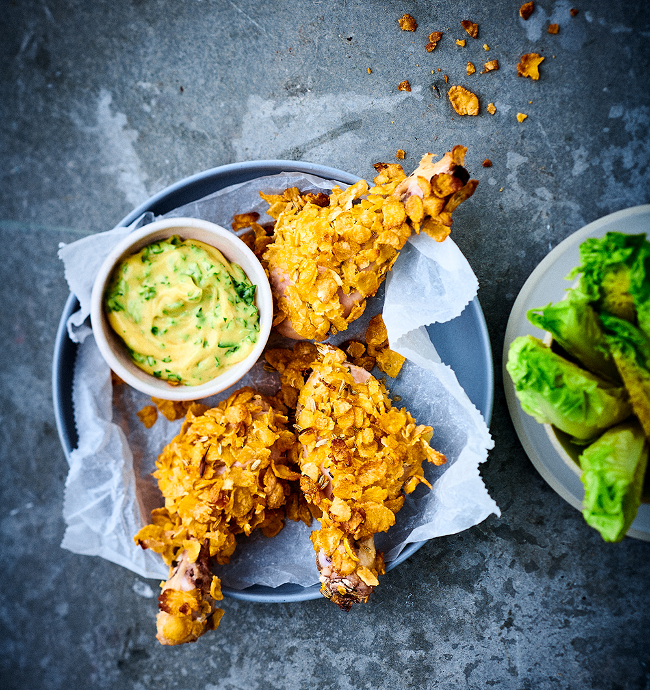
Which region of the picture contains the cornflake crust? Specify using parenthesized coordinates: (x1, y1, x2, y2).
(137, 405, 158, 429)
(259, 147, 478, 341)
(517, 53, 544, 80)
(134, 389, 310, 645)
(426, 31, 443, 51)
(519, 2, 534, 20)
(484, 59, 499, 72)
(399, 13, 417, 31)
(448, 85, 479, 116)
(398, 80, 412, 92)
(295, 345, 446, 610)
(461, 20, 479, 38)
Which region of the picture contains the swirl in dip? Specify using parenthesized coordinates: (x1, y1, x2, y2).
(104, 235, 260, 386)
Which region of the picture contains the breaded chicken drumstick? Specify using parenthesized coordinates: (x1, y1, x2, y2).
(256, 147, 477, 341)
(135, 389, 308, 645)
(294, 345, 446, 609)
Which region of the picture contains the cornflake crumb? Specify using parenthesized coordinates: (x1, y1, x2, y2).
(487, 102, 497, 114)
(367, 67, 372, 74)
(399, 14, 417, 31)
(517, 112, 528, 122)
(398, 80, 411, 92)
(548, 23, 559, 34)
(484, 59, 499, 72)
(570, 8, 579, 16)
(137, 405, 158, 429)
(483, 43, 490, 50)
(499, 187, 504, 192)
(517, 53, 544, 80)
(456, 39, 466, 46)
(520, 2, 534, 20)
(396, 149, 405, 160)
(461, 20, 479, 38)
(444, 74, 448, 83)
(467, 61, 476, 75)
(448, 85, 479, 116)
(437, 68, 442, 72)
(482, 159, 493, 167)
(426, 31, 443, 51)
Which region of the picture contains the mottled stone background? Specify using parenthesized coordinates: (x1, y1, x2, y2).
(1, 1, 649, 688)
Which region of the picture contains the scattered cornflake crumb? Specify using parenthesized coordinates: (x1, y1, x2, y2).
(487, 102, 497, 114)
(437, 68, 442, 72)
(399, 13, 417, 31)
(397, 80, 411, 92)
(426, 31, 443, 51)
(529, 100, 533, 104)
(483, 44, 490, 50)
(517, 112, 528, 122)
(456, 39, 466, 46)
(499, 187, 504, 192)
(467, 61, 476, 75)
(444, 74, 448, 83)
(570, 8, 579, 16)
(520, 2, 534, 20)
(137, 405, 158, 429)
(461, 20, 479, 38)
(482, 159, 493, 167)
(448, 85, 479, 115)
(484, 59, 499, 72)
(367, 67, 372, 74)
(548, 23, 559, 34)
(517, 53, 544, 80)
(396, 149, 405, 159)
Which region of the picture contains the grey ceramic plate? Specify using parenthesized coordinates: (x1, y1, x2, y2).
(53, 160, 494, 601)
(503, 204, 650, 542)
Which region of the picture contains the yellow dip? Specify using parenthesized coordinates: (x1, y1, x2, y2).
(104, 235, 260, 385)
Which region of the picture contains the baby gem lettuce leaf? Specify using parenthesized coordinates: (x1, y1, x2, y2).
(506, 336, 632, 443)
(580, 420, 649, 542)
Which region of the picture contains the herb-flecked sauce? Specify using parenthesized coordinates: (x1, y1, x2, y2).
(104, 235, 260, 385)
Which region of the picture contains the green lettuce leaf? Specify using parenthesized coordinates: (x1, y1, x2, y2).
(506, 335, 632, 443)
(527, 295, 619, 382)
(580, 420, 648, 542)
(600, 313, 650, 440)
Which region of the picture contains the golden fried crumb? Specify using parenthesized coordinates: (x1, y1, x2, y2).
(484, 59, 499, 72)
(444, 74, 449, 83)
(570, 8, 579, 17)
(483, 44, 490, 50)
(367, 67, 372, 74)
(399, 14, 417, 31)
(520, 2, 534, 20)
(482, 159, 493, 168)
(517, 113, 528, 122)
(426, 31, 443, 51)
(461, 20, 478, 38)
(151, 398, 197, 422)
(448, 85, 479, 116)
(487, 102, 497, 115)
(548, 23, 559, 34)
(397, 80, 411, 92)
(517, 53, 544, 80)
(137, 405, 158, 429)
(232, 212, 260, 232)
(396, 149, 405, 160)
(456, 39, 466, 47)
(466, 61, 476, 75)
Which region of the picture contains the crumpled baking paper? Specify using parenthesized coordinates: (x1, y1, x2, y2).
(58, 172, 498, 586)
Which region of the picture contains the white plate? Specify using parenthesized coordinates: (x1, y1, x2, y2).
(502, 205, 650, 542)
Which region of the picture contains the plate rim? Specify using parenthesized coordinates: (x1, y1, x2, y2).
(502, 204, 650, 542)
(53, 159, 495, 602)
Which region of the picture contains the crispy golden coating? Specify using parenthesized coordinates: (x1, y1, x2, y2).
(399, 13, 417, 31)
(294, 346, 446, 609)
(461, 20, 479, 38)
(260, 149, 477, 341)
(135, 388, 309, 644)
(520, 2, 534, 20)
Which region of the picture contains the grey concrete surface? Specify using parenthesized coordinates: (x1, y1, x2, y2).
(2, 1, 649, 688)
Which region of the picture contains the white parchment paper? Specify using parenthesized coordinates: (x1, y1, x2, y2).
(58, 172, 499, 587)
